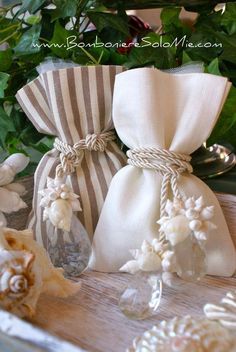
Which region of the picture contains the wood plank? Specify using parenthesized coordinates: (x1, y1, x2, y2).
(32, 272, 236, 352)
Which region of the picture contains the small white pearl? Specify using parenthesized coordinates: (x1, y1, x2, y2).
(61, 192, 69, 200)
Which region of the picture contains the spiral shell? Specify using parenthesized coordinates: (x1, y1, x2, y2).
(0, 227, 81, 318)
(128, 316, 236, 352)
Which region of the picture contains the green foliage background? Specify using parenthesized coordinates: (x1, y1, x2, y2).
(0, 0, 236, 174)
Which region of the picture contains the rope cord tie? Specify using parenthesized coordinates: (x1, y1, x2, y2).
(54, 131, 116, 178)
(127, 147, 193, 241)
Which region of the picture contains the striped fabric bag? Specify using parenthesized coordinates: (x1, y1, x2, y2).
(16, 65, 126, 250)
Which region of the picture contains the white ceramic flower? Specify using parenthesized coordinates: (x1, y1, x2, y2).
(39, 177, 82, 231)
(0, 225, 81, 318)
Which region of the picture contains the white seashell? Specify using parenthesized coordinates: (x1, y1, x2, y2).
(0, 164, 15, 186)
(4, 182, 26, 196)
(200, 206, 214, 220)
(204, 291, 236, 329)
(161, 251, 176, 272)
(1, 226, 81, 317)
(184, 197, 195, 209)
(137, 252, 162, 272)
(129, 249, 141, 260)
(161, 215, 191, 246)
(185, 208, 199, 220)
(119, 260, 140, 274)
(128, 315, 236, 352)
(141, 240, 152, 253)
(60, 184, 70, 192)
(70, 199, 82, 212)
(152, 238, 166, 253)
(49, 190, 58, 201)
(0, 187, 27, 213)
(194, 231, 207, 241)
(161, 272, 176, 287)
(60, 191, 69, 200)
(189, 220, 202, 231)
(195, 196, 204, 209)
(48, 199, 73, 232)
(4, 153, 29, 174)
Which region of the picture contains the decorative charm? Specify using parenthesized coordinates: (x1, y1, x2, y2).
(0, 224, 81, 318)
(128, 315, 236, 352)
(204, 291, 236, 329)
(0, 153, 29, 226)
(121, 196, 216, 282)
(39, 177, 82, 232)
(118, 272, 162, 320)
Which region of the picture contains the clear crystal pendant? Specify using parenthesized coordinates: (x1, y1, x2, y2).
(119, 271, 162, 320)
(173, 232, 207, 281)
(47, 215, 92, 277)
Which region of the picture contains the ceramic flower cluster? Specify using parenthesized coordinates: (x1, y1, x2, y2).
(120, 196, 217, 280)
(0, 224, 81, 318)
(39, 177, 82, 232)
(0, 153, 29, 226)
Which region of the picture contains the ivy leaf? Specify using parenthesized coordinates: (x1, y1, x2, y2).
(208, 86, 236, 147)
(49, 21, 73, 58)
(51, 0, 78, 21)
(17, 0, 46, 15)
(0, 106, 15, 147)
(207, 58, 221, 75)
(87, 11, 129, 36)
(161, 7, 182, 32)
(220, 3, 236, 35)
(14, 24, 42, 56)
(0, 73, 10, 98)
(0, 50, 12, 71)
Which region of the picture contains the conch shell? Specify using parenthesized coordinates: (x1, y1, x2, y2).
(0, 154, 29, 186)
(128, 315, 236, 352)
(0, 226, 81, 318)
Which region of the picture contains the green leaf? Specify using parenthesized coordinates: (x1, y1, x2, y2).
(87, 11, 129, 36)
(17, 0, 46, 15)
(208, 86, 236, 147)
(161, 7, 181, 31)
(49, 21, 73, 58)
(182, 51, 192, 64)
(0, 106, 15, 147)
(51, 0, 78, 21)
(0, 49, 12, 71)
(25, 14, 42, 25)
(207, 58, 221, 76)
(0, 73, 10, 98)
(220, 3, 236, 35)
(14, 24, 42, 56)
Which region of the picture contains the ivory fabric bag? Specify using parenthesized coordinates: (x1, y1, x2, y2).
(90, 67, 236, 276)
(16, 65, 126, 248)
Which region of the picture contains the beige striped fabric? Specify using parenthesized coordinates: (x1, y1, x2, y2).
(16, 65, 127, 248)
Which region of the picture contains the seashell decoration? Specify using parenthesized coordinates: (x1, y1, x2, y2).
(39, 177, 82, 232)
(119, 239, 175, 275)
(204, 291, 236, 329)
(0, 153, 30, 226)
(157, 196, 216, 245)
(128, 315, 236, 352)
(0, 224, 81, 318)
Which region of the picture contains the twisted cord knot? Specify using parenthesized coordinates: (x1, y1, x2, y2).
(54, 131, 116, 177)
(127, 147, 193, 242)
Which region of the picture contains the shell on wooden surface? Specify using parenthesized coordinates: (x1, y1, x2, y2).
(204, 291, 236, 329)
(0, 226, 81, 318)
(0, 187, 27, 214)
(128, 315, 236, 352)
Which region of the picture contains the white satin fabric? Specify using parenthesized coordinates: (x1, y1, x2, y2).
(90, 68, 236, 277)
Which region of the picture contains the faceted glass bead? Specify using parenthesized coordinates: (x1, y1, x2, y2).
(173, 233, 206, 281)
(47, 215, 91, 277)
(119, 272, 162, 320)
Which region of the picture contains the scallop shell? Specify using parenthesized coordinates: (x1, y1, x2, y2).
(128, 316, 236, 352)
(0, 227, 81, 317)
(204, 291, 236, 329)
